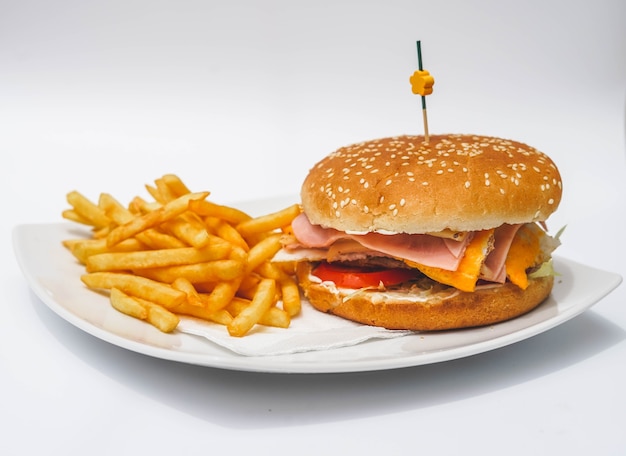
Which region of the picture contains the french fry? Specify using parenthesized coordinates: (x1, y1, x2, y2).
(63, 174, 303, 335)
(227, 297, 290, 328)
(236, 204, 301, 238)
(99, 192, 132, 223)
(136, 229, 186, 250)
(259, 307, 291, 328)
(204, 217, 250, 251)
(277, 260, 297, 276)
(110, 287, 148, 320)
(135, 259, 244, 284)
(128, 195, 150, 214)
(235, 273, 262, 300)
(64, 237, 146, 264)
(66, 190, 111, 228)
(62, 209, 91, 226)
(204, 279, 242, 314)
(255, 261, 286, 281)
(245, 233, 283, 274)
(279, 275, 301, 317)
(85, 243, 232, 272)
(188, 199, 252, 225)
(106, 191, 210, 247)
(92, 226, 112, 239)
(174, 301, 234, 325)
(154, 177, 177, 203)
(170, 278, 235, 325)
(228, 278, 276, 337)
(172, 276, 212, 309)
(81, 272, 186, 309)
(100, 193, 182, 255)
(171, 277, 202, 304)
(141, 299, 180, 333)
(162, 173, 191, 197)
(161, 212, 211, 248)
(110, 288, 179, 332)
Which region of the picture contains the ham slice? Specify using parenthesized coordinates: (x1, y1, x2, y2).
(291, 214, 344, 248)
(286, 214, 533, 289)
(290, 213, 472, 270)
(480, 224, 522, 283)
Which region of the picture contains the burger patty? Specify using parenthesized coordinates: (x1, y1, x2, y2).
(327, 255, 413, 270)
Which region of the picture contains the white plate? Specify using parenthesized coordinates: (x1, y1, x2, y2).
(12, 222, 622, 374)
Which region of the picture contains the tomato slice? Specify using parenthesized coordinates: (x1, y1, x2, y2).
(312, 262, 419, 289)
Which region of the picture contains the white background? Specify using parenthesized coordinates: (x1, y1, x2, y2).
(2, 1, 626, 454)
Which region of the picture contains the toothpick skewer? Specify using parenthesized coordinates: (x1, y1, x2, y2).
(416, 41, 429, 143)
(409, 41, 435, 144)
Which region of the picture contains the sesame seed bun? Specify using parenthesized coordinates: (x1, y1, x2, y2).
(297, 262, 554, 331)
(301, 134, 562, 234)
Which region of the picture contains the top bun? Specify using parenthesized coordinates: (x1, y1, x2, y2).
(301, 134, 562, 234)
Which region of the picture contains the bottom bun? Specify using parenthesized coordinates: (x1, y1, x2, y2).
(296, 263, 554, 331)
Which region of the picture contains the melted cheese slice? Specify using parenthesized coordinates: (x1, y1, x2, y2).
(505, 223, 544, 289)
(406, 229, 495, 292)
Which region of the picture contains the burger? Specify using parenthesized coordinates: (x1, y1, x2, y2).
(275, 134, 563, 331)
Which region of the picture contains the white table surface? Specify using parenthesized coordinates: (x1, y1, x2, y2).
(2, 1, 625, 454)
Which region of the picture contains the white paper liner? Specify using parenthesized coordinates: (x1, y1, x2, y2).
(177, 300, 412, 356)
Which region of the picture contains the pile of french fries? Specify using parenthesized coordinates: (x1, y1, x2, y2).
(62, 174, 302, 337)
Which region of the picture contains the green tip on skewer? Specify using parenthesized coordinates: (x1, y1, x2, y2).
(416, 41, 427, 110)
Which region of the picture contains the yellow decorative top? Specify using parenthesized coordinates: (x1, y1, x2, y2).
(409, 70, 435, 96)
